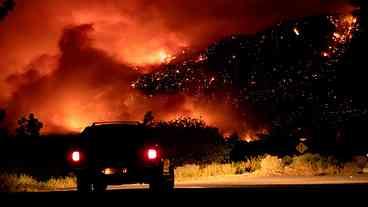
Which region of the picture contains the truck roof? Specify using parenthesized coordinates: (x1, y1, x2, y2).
(90, 121, 142, 127)
(81, 121, 151, 142)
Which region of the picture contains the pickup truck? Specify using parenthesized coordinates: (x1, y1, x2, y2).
(67, 121, 174, 192)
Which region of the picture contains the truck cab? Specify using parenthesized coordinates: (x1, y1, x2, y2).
(67, 121, 174, 192)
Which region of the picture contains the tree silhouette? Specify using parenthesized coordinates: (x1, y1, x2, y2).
(16, 116, 27, 137)
(349, 0, 368, 39)
(143, 111, 154, 126)
(0, 108, 7, 138)
(16, 113, 43, 138)
(156, 117, 207, 129)
(27, 113, 43, 137)
(0, 0, 15, 21)
(0, 108, 5, 123)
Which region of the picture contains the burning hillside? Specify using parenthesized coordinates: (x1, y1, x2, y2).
(0, 0, 360, 141)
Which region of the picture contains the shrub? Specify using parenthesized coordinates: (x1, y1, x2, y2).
(252, 155, 283, 176)
(282, 155, 293, 166)
(0, 174, 40, 192)
(243, 156, 263, 172)
(0, 174, 76, 192)
(353, 156, 368, 169)
(43, 177, 76, 190)
(175, 162, 244, 182)
(285, 153, 324, 176)
(340, 162, 361, 176)
(284, 154, 342, 176)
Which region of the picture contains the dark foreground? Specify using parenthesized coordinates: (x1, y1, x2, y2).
(3, 184, 368, 207)
(2, 175, 368, 206)
(5, 175, 368, 193)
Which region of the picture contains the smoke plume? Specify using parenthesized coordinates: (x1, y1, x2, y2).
(0, 0, 351, 135)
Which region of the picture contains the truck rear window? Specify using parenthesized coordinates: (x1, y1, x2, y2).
(82, 125, 152, 145)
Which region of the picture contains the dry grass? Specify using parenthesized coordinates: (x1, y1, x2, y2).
(175, 162, 248, 182)
(1, 154, 366, 192)
(0, 174, 76, 192)
(252, 153, 364, 176)
(43, 176, 76, 190)
(243, 156, 263, 173)
(0, 174, 40, 192)
(176, 154, 367, 180)
(339, 162, 361, 176)
(252, 155, 283, 176)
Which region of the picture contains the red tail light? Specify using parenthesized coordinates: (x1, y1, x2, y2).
(71, 151, 81, 162)
(147, 149, 158, 160)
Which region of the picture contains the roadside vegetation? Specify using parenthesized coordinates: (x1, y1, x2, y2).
(1, 153, 366, 192)
(176, 153, 366, 181)
(251, 154, 364, 177)
(0, 174, 75, 192)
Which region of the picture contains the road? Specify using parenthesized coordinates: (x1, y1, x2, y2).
(8, 175, 367, 204)
(54, 174, 368, 192)
(7, 175, 366, 206)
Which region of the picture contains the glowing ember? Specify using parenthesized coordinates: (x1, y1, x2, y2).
(195, 54, 208, 63)
(293, 27, 300, 36)
(322, 14, 359, 61)
(140, 50, 177, 66)
(322, 52, 330, 57)
(156, 50, 176, 64)
(240, 128, 268, 142)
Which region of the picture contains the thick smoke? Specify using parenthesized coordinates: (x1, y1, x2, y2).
(0, 0, 350, 75)
(3, 24, 248, 134)
(4, 25, 177, 132)
(0, 0, 351, 134)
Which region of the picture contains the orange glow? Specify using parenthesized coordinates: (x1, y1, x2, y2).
(195, 54, 208, 63)
(0, 0, 355, 143)
(344, 15, 357, 25)
(333, 32, 341, 38)
(158, 51, 169, 63)
(35, 89, 262, 136)
(65, 7, 189, 67)
(243, 134, 254, 143)
(66, 117, 86, 132)
(147, 50, 177, 65)
(324, 14, 359, 59)
(240, 128, 268, 142)
(160, 96, 268, 142)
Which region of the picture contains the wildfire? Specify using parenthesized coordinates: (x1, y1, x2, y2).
(195, 54, 208, 63)
(240, 128, 269, 142)
(66, 116, 86, 132)
(322, 14, 359, 60)
(146, 50, 177, 65)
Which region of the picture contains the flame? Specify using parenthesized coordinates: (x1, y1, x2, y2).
(66, 116, 86, 132)
(195, 54, 208, 63)
(0, 0, 355, 139)
(149, 50, 176, 65)
(240, 128, 268, 142)
(322, 14, 359, 59)
(159, 97, 268, 142)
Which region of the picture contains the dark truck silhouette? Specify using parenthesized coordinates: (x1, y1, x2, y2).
(67, 121, 174, 192)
